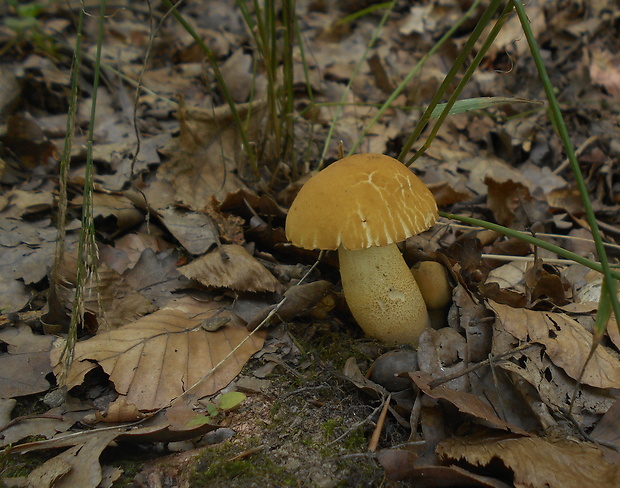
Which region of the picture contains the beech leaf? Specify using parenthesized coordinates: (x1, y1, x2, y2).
(51, 298, 265, 411)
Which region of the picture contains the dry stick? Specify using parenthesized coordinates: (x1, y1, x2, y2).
(368, 394, 391, 452)
(282, 384, 333, 400)
(428, 343, 535, 388)
(480, 254, 576, 265)
(552, 135, 600, 175)
(326, 400, 386, 448)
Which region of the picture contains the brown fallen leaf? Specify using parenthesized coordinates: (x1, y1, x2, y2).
(488, 300, 620, 389)
(178, 244, 283, 293)
(0, 216, 68, 285)
(27, 431, 119, 488)
(0, 325, 55, 398)
(14, 405, 218, 488)
(121, 248, 188, 308)
(246, 280, 333, 329)
(51, 297, 266, 411)
(0, 399, 96, 448)
(157, 206, 219, 255)
(159, 100, 264, 208)
(485, 176, 534, 228)
(408, 372, 528, 435)
(72, 192, 144, 232)
(76, 263, 157, 331)
(377, 449, 510, 487)
(496, 341, 616, 419)
(437, 434, 620, 488)
(523, 258, 569, 306)
(590, 399, 620, 452)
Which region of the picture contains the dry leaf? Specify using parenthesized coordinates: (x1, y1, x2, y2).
(377, 449, 511, 487)
(488, 300, 620, 389)
(51, 298, 266, 411)
(437, 434, 620, 488)
(0, 400, 96, 448)
(14, 407, 218, 488)
(27, 431, 119, 488)
(71, 193, 143, 232)
(158, 206, 219, 255)
(590, 399, 620, 450)
(122, 248, 188, 308)
(159, 101, 264, 208)
(590, 48, 620, 99)
(0, 217, 65, 284)
(497, 341, 616, 418)
(408, 372, 528, 435)
(0, 325, 54, 398)
(246, 280, 333, 329)
(81, 263, 157, 330)
(178, 244, 283, 293)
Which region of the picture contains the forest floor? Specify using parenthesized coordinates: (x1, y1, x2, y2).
(1, 1, 620, 487)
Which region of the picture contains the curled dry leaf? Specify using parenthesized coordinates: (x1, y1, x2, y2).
(26, 431, 120, 488)
(408, 372, 528, 435)
(178, 244, 283, 293)
(437, 434, 620, 488)
(246, 280, 333, 330)
(72, 193, 144, 232)
(51, 298, 266, 411)
(488, 300, 620, 389)
(377, 449, 511, 487)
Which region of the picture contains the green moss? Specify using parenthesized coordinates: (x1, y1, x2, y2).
(321, 418, 341, 438)
(0, 448, 51, 482)
(342, 426, 367, 450)
(190, 438, 299, 488)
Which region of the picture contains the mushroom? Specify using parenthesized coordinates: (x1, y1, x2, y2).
(285, 153, 438, 345)
(410, 261, 452, 310)
(411, 260, 453, 329)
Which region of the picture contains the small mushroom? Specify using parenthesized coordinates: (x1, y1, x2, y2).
(285, 153, 438, 345)
(411, 260, 453, 329)
(410, 261, 452, 310)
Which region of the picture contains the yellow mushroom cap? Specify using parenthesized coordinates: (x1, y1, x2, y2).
(285, 153, 438, 250)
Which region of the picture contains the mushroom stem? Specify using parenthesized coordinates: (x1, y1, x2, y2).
(338, 243, 430, 346)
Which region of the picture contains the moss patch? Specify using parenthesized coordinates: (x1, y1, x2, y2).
(191, 438, 298, 488)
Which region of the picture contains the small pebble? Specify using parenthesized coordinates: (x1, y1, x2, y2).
(370, 349, 418, 392)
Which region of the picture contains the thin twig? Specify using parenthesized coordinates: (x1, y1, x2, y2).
(326, 400, 385, 448)
(429, 343, 535, 388)
(553, 135, 600, 175)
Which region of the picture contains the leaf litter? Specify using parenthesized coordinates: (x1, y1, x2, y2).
(2, 0, 620, 486)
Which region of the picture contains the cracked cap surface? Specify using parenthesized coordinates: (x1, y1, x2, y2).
(285, 153, 438, 251)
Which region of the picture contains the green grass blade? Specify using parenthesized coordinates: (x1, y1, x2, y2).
(397, 0, 504, 162)
(318, 0, 396, 169)
(429, 96, 543, 118)
(512, 0, 620, 330)
(440, 211, 620, 281)
(337, 2, 393, 25)
(348, 0, 484, 158)
(60, 0, 107, 383)
(161, 0, 258, 174)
